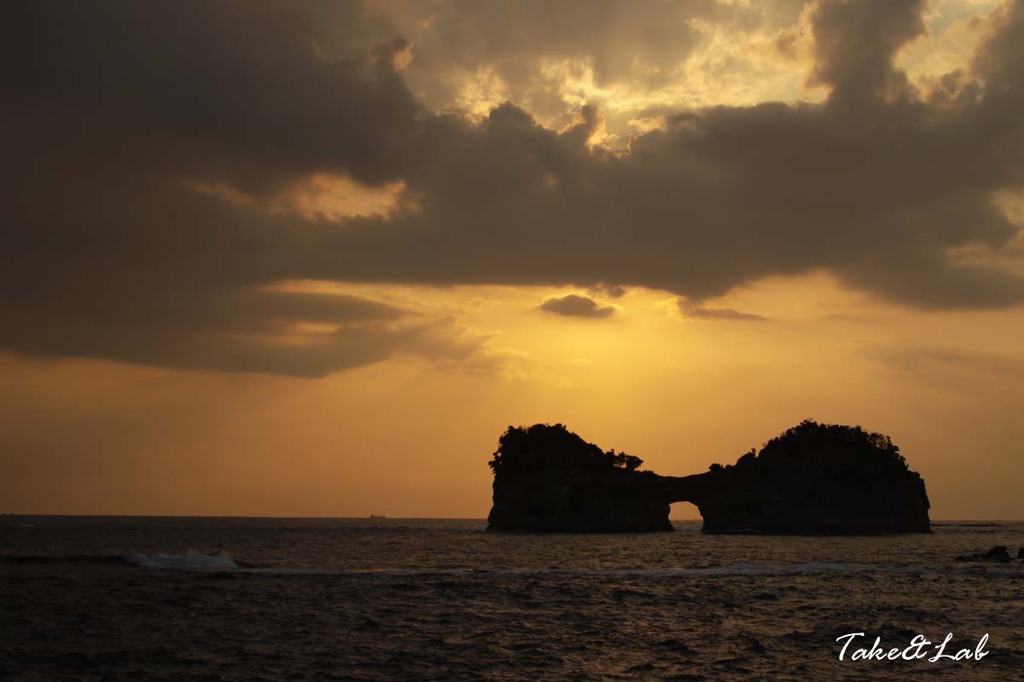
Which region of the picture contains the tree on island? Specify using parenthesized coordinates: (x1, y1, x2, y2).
(489, 423, 644, 476)
(708, 419, 911, 478)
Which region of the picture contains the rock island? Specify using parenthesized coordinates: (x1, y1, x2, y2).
(486, 420, 931, 534)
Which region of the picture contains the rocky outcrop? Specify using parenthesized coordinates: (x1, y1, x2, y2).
(486, 424, 672, 532)
(955, 546, 1012, 563)
(486, 420, 931, 535)
(682, 421, 932, 534)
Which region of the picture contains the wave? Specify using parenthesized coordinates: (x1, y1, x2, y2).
(124, 550, 237, 570)
(1, 550, 237, 571)
(3, 556, 1016, 578)
(264, 562, 923, 577)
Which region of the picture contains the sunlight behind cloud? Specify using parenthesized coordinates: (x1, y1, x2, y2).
(453, 65, 513, 119)
(282, 174, 407, 222)
(897, 0, 1001, 87)
(185, 174, 407, 221)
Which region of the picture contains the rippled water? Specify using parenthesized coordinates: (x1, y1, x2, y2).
(2, 516, 1023, 680)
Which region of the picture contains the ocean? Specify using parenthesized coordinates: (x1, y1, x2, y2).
(2, 516, 1022, 681)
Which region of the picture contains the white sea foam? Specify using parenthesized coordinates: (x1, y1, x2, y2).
(125, 549, 237, 570)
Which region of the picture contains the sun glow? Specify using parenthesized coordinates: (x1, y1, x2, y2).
(185, 174, 406, 221)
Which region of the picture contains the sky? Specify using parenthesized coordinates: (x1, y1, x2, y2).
(3, 0, 1024, 519)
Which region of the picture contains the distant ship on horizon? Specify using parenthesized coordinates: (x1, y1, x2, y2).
(368, 514, 386, 519)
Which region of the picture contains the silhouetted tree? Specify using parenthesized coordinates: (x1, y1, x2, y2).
(751, 419, 907, 470)
(489, 424, 645, 476)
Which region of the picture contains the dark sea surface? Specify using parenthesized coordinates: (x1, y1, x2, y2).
(2, 516, 1023, 681)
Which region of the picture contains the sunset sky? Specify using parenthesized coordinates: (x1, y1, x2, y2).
(3, 0, 1024, 519)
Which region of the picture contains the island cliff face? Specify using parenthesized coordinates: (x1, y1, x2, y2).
(486, 424, 673, 532)
(486, 421, 931, 534)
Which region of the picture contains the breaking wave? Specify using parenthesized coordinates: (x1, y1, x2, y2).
(125, 550, 237, 570)
(1, 550, 237, 571)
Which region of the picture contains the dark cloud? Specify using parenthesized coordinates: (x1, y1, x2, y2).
(971, 0, 1024, 130)
(4, 0, 417, 193)
(589, 283, 628, 299)
(538, 295, 616, 319)
(2, 0, 1024, 376)
(0, 0, 479, 377)
(808, 0, 926, 108)
(327, 87, 1023, 306)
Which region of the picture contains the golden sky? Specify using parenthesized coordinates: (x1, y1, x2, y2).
(3, 0, 1024, 519)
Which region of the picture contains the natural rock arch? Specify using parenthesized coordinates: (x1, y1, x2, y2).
(486, 421, 931, 534)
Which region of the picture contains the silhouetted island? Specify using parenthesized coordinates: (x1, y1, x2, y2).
(486, 421, 931, 534)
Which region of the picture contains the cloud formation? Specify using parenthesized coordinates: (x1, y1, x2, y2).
(3, 0, 1024, 375)
(538, 294, 617, 319)
(679, 301, 767, 322)
(867, 343, 1024, 379)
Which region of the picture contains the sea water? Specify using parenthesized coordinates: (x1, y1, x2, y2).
(2, 516, 1022, 680)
